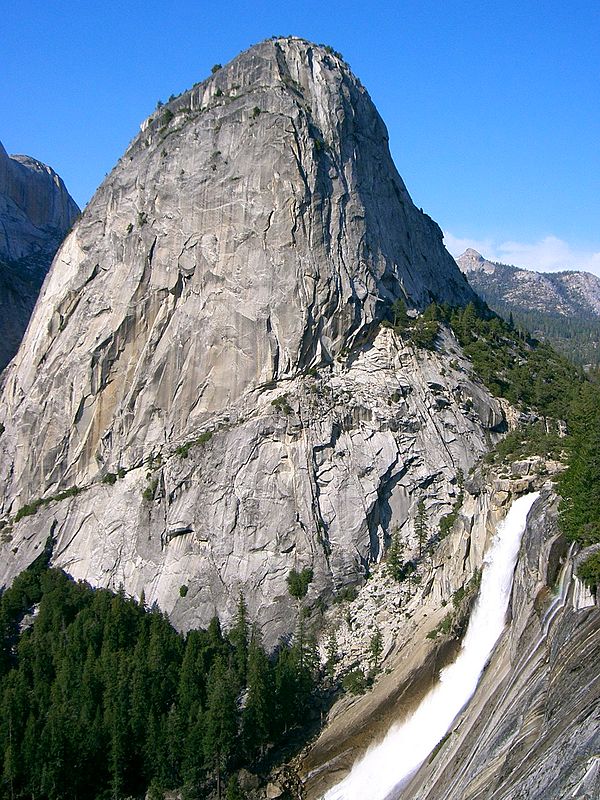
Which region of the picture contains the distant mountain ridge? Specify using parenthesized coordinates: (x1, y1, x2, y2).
(457, 248, 600, 365)
(0, 141, 79, 371)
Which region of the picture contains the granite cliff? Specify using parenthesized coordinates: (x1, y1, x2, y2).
(0, 38, 493, 642)
(0, 37, 598, 800)
(0, 141, 79, 371)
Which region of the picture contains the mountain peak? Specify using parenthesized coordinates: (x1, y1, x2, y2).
(0, 39, 479, 639)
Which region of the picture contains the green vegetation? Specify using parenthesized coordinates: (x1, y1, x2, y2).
(368, 627, 383, 675)
(286, 567, 313, 599)
(333, 586, 358, 604)
(382, 299, 440, 350)
(13, 486, 81, 522)
(438, 493, 464, 539)
(211, 64, 222, 73)
(102, 471, 117, 485)
(252, 106, 261, 118)
(576, 551, 600, 592)
(426, 612, 453, 639)
(341, 668, 368, 695)
(414, 499, 428, 556)
(142, 478, 158, 502)
(175, 430, 214, 458)
(386, 525, 405, 581)
(557, 376, 600, 588)
(449, 302, 581, 419)
(0, 559, 320, 800)
(179, 584, 189, 598)
(427, 572, 481, 640)
(271, 394, 292, 415)
(160, 108, 174, 126)
(485, 423, 564, 465)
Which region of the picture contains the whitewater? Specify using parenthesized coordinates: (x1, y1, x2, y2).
(323, 491, 540, 800)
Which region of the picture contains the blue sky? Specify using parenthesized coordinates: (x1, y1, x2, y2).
(3, 1, 599, 272)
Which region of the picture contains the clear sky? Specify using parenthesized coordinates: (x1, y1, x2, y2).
(3, 1, 599, 272)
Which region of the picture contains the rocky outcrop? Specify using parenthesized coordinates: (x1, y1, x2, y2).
(402, 492, 600, 800)
(0, 39, 483, 641)
(0, 141, 79, 371)
(301, 479, 599, 800)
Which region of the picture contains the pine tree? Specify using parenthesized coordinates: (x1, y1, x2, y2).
(386, 526, 405, 581)
(368, 627, 383, 676)
(229, 593, 249, 685)
(242, 627, 272, 759)
(204, 658, 238, 799)
(415, 499, 428, 557)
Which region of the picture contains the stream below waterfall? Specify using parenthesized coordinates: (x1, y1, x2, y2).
(323, 491, 540, 800)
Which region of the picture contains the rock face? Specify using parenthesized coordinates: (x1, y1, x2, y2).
(0, 38, 487, 642)
(402, 492, 600, 800)
(302, 479, 600, 800)
(0, 141, 79, 371)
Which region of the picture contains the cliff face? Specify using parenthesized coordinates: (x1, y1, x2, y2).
(301, 480, 600, 800)
(0, 38, 488, 641)
(0, 141, 79, 371)
(402, 492, 599, 800)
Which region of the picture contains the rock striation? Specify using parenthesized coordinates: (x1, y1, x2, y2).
(0, 38, 488, 642)
(0, 141, 79, 371)
(301, 478, 599, 800)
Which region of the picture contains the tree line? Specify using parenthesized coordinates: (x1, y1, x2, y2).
(0, 547, 319, 800)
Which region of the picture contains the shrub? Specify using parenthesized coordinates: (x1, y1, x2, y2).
(252, 106, 261, 118)
(179, 584, 189, 598)
(342, 668, 368, 695)
(142, 479, 158, 502)
(287, 567, 313, 599)
(161, 109, 174, 126)
(175, 430, 214, 457)
(426, 612, 454, 639)
(13, 486, 81, 522)
(271, 395, 292, 415)
(102, 472, 117, 485)
(577, 551, 600, 592)
(211, 63, 222, 73)
(333, 586, 358, 603)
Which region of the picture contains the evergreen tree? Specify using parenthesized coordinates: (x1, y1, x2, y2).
(369, 627, 383, 676)
(386, 525, 405, 581)
(204, 658, 239, 798)
(415, 499, 428, 556)
(229, 593, 249, 685)
(242, 627, 273, 759)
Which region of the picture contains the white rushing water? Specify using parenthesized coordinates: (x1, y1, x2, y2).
(324, 491, 540, 800)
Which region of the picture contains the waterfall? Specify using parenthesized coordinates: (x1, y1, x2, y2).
(323, 491, 540, 800)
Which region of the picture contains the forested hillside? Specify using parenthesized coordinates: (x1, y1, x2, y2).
(457, 249, 600, 365)
(0, 546, 320, 800)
